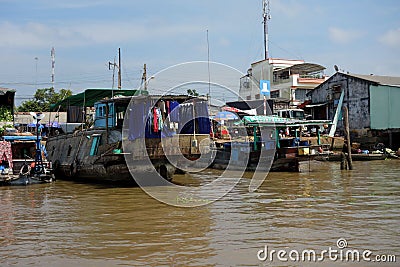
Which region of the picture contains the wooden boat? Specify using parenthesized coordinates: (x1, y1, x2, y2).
(0, 114, 54, 186)
(210, 115, 331, 172)
(46, 89, 211, 185)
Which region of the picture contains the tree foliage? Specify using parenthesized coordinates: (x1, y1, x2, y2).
(17, 88, 72, 112)
(0, 106, 13, 122)
(187, 89, 199, 97)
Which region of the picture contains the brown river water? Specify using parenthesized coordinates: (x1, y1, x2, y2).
(1, 160, 399, 266)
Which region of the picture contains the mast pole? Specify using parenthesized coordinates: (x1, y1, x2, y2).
(142, 64, 147, 90)
(207, 30, 214, 138)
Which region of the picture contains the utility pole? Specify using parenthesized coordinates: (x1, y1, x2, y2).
(108, 60, 117, 89)
(263, 0, 271, 60)
(118, 48, 121, 89)
(34, 57, 38, 90)
(51, 47, 55, 89)
(108, 48, 122, 90)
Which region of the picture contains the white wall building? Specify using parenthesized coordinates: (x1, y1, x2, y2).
(239, 58, 328, 107)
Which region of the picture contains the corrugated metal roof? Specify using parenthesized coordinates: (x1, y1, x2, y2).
(0, 88, 16, 95)
(309, 72, 400, 97)
(346, 73, 400, 86)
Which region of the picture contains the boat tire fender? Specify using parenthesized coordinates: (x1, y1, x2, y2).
(70, 161, 78, 177)
(20, 164, 31, 176)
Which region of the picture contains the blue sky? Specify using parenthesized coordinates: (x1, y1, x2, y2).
(0, 0, 399, 105)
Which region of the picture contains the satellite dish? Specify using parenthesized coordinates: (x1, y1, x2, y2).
(334, 65, 339, 72)
(30, 112, 45, 120)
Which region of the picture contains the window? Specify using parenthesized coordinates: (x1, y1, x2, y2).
(270, 90, 279, 98)
(90, 135, 101, 156)
(294, 89, 311, 102)
(292, 110, 305, 120)
(282, 111, 289, 118)
(332, 85, 342, 93)
(67, 145, 72, 157)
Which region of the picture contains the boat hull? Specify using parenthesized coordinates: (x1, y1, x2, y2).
(210, 147, 308, 172)
(315, 153, 387, 161)
(1, 174, 54, 186)
(46, 129, 210, 185)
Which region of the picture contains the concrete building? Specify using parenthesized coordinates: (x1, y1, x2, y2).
(239, 58, 327, 106)
(308, 72, 400, 149)
(14, 112, 67, 126)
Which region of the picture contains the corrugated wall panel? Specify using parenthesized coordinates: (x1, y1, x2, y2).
(370, 85, 400, 129)
(389, 86, 400, 128)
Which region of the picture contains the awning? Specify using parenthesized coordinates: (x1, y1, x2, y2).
(50, 88, 148, 111)
(3, 136, 40, 141)
(274, 63, 325, 76)
(212, 111, 239, 121)
(222, 106, 257, 115)
(305, 102, 327, 108)
(242, 115, 331, 127)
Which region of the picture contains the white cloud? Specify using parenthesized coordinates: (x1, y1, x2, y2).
(218, 37, 231, 47)
(328, 27, 364, 44)
(272, 0, 306, 18)
(4, 0, 112, 10)
(379, 28, 400, 47)
(0, 20, 202, 48)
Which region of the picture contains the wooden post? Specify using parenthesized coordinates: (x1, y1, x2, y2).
(343, 106, 353, 170)
(253, 126, 257, 151)
(330, 137, 335, 151)
(340, 152, 347, 170)
(105, 103, 109, 144)
(276, 128, 280, 149)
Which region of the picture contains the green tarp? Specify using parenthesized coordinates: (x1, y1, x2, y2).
(50, 88, 148, 111)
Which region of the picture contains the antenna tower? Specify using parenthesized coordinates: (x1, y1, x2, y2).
(263, 0, 271, 60)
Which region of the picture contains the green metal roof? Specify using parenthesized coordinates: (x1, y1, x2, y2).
(50, 88, 148, 111)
